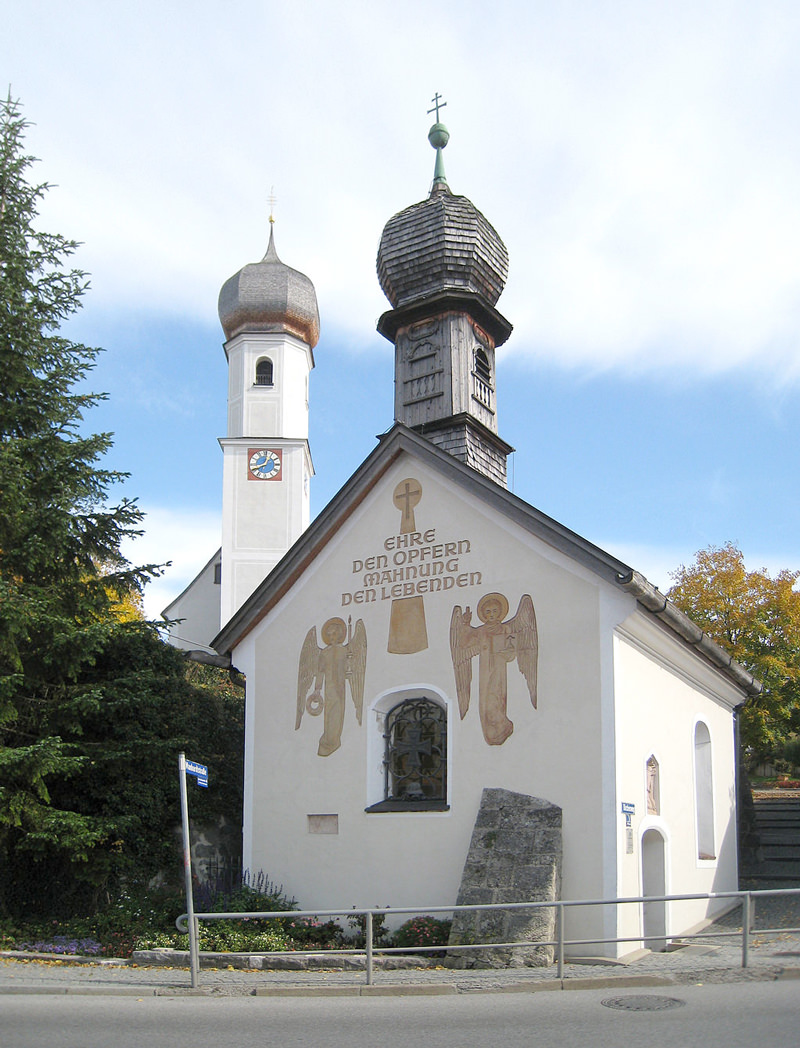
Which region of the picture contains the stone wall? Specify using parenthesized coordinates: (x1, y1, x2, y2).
(447, 788, 562, 968)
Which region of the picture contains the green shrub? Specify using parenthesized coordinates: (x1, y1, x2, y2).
(194, 869, 296, 917)
(3, 871, 297, 959)
(345, 909, 390, 948)
(282, 917, 346, 949)
(135, 926, 291, 952)
(392, 916, 452, 951)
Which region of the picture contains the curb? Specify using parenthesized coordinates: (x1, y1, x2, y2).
(0, 974, 679, 998)
(0, 951, 131, 966)
(0, 985, 207, 997)
(252, 973, 675, 997)
(253, 984, 458, 997)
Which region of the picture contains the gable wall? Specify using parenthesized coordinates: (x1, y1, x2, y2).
(240, 452, 626, 933)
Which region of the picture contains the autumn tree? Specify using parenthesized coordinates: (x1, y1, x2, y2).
(668, 543, 800, 763)
(0, 95, 242, 917)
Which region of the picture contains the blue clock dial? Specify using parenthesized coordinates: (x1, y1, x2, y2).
(249, 448, 282, 480)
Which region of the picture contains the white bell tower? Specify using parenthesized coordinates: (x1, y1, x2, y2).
(217, 223, 319, 623)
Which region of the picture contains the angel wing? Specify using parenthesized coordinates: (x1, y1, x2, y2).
(346, 619, 367, 725)
(296, 627, 320, 730)
(450, 605, 479, 719)
(508, 594, 538, 708)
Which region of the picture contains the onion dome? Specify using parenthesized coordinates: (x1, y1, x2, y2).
(218, 225, 320, 348)
(377, 122, 509, 311)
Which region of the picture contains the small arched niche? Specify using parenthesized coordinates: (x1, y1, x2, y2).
(646, 755, 660, 815)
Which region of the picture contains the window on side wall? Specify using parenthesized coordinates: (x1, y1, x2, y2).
(694, 722, 715, 860)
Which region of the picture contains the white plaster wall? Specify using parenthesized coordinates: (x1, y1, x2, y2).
(163, 552, 221, 650)
(613, 619, 740, 949)
(225, 332, 311, 439)
(245, 386, 280, 437)
(236, 634, 258, 877)
(240, 452, 629, 947)
(220, 439, 311, 622)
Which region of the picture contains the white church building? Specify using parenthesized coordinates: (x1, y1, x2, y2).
(166, 116, 759, 958)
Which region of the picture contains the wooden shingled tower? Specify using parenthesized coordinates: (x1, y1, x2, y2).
(376, 99, 514, 486)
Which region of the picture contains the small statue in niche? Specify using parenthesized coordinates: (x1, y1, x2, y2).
(646, 755, 660, 815)
(296, 616, 367, 757)
(450, 592, 538, 746)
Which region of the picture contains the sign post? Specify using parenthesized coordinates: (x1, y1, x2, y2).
(179, 753, 209, 987)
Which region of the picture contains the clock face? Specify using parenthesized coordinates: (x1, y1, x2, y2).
(248, 448, 282, 481)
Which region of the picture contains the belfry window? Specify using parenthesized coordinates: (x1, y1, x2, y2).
(474, 346, 492, 384)
(366, 697, 448, 812)
(471, 345, 494, 412)
(255, 358, 274, 386)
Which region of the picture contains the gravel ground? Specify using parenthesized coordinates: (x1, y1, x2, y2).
(1, 892, 799, 997)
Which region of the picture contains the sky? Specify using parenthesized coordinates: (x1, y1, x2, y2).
(4, 0, 800, 618)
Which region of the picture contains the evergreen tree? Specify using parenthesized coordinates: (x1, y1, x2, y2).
(0, 95, 242, 916)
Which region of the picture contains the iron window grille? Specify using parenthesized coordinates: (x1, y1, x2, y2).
(255, 358, 274, 386)
(367, 698, 448, 812)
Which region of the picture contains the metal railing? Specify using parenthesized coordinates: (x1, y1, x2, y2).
(176, 886, 800, 989)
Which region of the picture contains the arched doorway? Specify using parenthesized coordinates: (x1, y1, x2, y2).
(641, 828, 667, 951)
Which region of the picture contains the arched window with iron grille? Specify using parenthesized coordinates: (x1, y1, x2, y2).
(367, 697, 448, 811)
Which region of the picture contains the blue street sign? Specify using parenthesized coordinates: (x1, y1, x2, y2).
(185, 759, 209, 786)
(621, 801, 635, 815)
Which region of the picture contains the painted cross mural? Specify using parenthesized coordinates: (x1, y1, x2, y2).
(387, 478, 429, 654)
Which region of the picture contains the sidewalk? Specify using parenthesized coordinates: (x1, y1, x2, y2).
(2, 896, 799, 997)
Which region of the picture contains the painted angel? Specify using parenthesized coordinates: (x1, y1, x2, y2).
(296, 616, 367, 757)
(450, 592, 538, 746)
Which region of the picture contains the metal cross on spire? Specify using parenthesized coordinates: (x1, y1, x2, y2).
(268, 185, 277, 224)
(427, 95, 450, 192)
(427, 92, 447, 122)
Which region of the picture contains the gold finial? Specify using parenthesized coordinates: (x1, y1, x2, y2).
(268, 186, 277, 224)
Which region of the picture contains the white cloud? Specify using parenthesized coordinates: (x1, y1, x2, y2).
(121, 506, 220, 620)
(6, 0, 800, 382)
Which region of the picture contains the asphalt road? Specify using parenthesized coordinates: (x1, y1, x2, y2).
(2, 980, 798, 1048)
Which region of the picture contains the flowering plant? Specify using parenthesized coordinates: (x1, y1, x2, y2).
(392, 916, 452, 950)
(16, 935, 103, 956)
